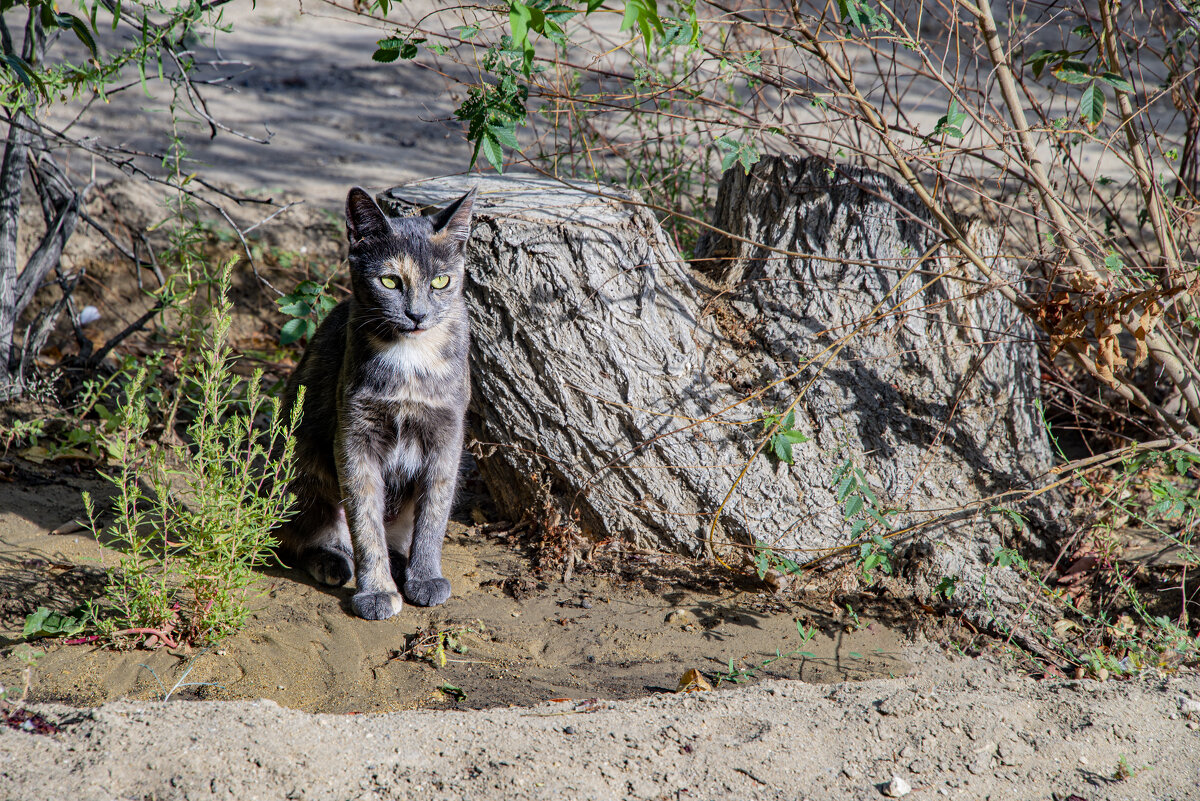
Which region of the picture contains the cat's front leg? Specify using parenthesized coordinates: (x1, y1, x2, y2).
(337, 449, 404, 620)
(404, 448, 459, 607)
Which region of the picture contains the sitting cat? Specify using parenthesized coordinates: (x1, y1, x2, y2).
(278, 186, 475, 620)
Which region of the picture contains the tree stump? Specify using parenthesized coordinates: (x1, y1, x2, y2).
(695, 155, 1053, 602)
(381, 165, 1050, 605)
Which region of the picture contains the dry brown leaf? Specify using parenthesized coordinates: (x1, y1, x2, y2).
(1130, 299, 1163, 369)
(676, 669, 713, 693)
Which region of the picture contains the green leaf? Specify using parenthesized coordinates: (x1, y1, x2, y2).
(1096, 72, 1133, 92)
(479, 132, 505, 173)
(280, 318, 312, 345)
(835, 0, 891, 33)
(844, 495, 864, 518)
(1103, 251, 1124, 272)
(620, 0, 665, 51)
(1025, 49, 1058, 79)
(714, 134, 760, 174)
(836, 475, 855, 502)
(438, 682, 467, 701)
(772, 435, 794, 464)
(932, 99, 967, 139)
(1, 53, 46, 97)
(372, 47, 400, 63)
(934, 576, 957, 600)
(277, 300, 312, 318)
(1054, 60, 1093, 84)
(754, 548, 770, 579)
(1079, 82, 1105, 126)
(491, 122, 521, 150)
(23, 606, 86, 639)
(57, 13, 98, 58)
(866, 507, 892, 530)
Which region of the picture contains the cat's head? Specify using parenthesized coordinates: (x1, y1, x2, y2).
(343, 186, 475, 340)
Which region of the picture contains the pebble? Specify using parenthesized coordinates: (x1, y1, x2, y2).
(563, 726, 576, 735)
(1178, 697, 1200, 716)
(580, 598, 593, 609)
(881, 775, 912, 798)
(665, 609, 696, 625)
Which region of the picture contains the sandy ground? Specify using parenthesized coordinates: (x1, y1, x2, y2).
(3, 647, 1199, 801)
(0, 469, 910, 714)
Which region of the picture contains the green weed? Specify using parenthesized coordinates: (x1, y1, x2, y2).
(714, 620, 818, 686)
(85, 262, 301, 647)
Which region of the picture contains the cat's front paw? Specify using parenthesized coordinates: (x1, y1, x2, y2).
(351, 590, 404, 620)
(302, 546, 353, 587)
(404, 577, 451, 607)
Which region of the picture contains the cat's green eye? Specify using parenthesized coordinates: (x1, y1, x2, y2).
(431, 274, 451, 290)
(379, 275, 399, 290)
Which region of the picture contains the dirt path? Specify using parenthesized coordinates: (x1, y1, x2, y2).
(3, 646, 1198, 801)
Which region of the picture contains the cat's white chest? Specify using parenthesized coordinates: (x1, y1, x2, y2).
(373, 329, 454, 378)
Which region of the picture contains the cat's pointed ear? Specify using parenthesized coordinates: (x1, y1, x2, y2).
(345, 187, 390, 244)
(429, 188, 476, 249)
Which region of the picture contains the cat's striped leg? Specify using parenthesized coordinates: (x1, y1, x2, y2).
(338, 448, 404, 620)
(404, 449, 457, 607)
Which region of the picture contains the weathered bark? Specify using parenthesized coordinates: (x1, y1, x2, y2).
(381, 162, 1051, 603)
(0, 110, 31, 391)
(696, 156, 1054, 603)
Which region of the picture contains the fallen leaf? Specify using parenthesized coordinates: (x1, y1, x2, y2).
(677, 668, 713, 693)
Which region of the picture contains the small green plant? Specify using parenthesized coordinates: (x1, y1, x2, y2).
(1113, 754, 1134, 781)
(277, 278, 339, 345)
(2, 645, 40, 704)
(830, 458, 897, 583)
(933, 575, 958, 601)
(400, 620, 487, 668)
(843, 602, 863, 631)
(762, 410, 810, 465)
(0, 418, 45, 452)
(752, 541, 802, 579)
(87, 262, 301, 647)
(136, 647, 221, 701)
(438, 681, 467, 701)
(857, 534, 895, 584)
(715, 619, 818, 686)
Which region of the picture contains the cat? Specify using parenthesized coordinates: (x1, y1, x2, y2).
(277, 185, 475, 620)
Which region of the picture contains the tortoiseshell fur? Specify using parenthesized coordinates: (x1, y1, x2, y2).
(279, 187, 474, 620)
